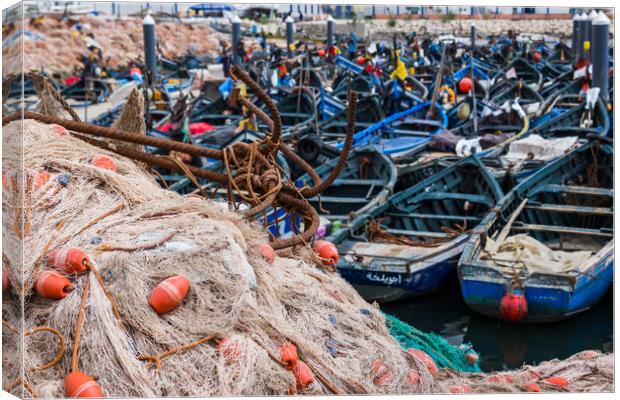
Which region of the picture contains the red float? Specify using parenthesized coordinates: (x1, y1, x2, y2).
(312, 240, 339, 266)
(65, 370, 104, 398)
(148, 275, 190, 314)
(35, 271, 73, 300)
(499, 288, 528, 322)
(47, 248, 91, 274)
(258, 243, 276, 264)
(458, 77, 473, 93)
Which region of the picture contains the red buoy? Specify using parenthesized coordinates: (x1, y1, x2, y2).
(465, 351, 479, 365)
(47, 248, 91, 274)
(312, 240, 339, 266)
(217, 337, 243, 363)
(370, 359, 394, 385)
(280, 343, 298, 370)
(533, 51, 542, 63)
(51, 124, 68, 136)
(35, 170, 51, 190)
(364, 63, 374, 74)
(317, 49, 326, 57)
(450, 386, 471, 394)
(356, 56, 366, 65)
(258, 243, 276, 264)
(91, 154, 117, 172)
(292, 361, 314, 390)
(148, 275, 190, 314)
(458, 77, 473, 94)
(407, 348, 437, 375)
(522, 383, 541, 392)
(406, 371, 420, 386)
(65, 370, 104, 398)
(35, 271, 73, 300)
(545, 376, 568, 387)
(499, 288, 528, 322)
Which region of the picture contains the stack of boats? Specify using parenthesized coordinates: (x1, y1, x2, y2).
(8, 23, 612, 325)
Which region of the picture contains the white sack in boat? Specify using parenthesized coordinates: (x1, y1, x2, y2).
(456, 138, 482, 157)
(483, 234, 592, 274)
(502, 134, 578, 162)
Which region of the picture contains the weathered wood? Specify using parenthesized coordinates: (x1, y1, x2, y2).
(511, 223, 613, 238)
(491, 197, 528, 252)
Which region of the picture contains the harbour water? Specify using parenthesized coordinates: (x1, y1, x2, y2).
(383, 279, 613, 372)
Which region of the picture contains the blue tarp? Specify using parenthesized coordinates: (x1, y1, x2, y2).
(189, 3, 235, 12)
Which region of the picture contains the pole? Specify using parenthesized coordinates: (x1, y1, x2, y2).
(470, 24, 478, 132)
(286, 16, 294, 58)
(232, 15, 241, 65)
(327, 15, 334, 47)
(576, 12, 586, 61)
(592, 11, 610, 101)
(572, 13, 580, 61)
(143, 14, 157, 86)
(584, 10, 595, 62)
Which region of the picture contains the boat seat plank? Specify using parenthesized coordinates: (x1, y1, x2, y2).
(526, 203, 613, 216)
(535, 184, 613, 197)
(384, 228, 452, 239)
(388, 129, 433, 137)
(511, 223, 613, 238)
(331, 178, 386, 186)
(416, 192, 493, 206)
(315, 196, 368, 204)
(385, 212, 481, 222)
(401, 118, 443, 127)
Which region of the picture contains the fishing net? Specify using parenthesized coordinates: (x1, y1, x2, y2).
(384, 314, 481, 373)
(2, 119, 614, 397)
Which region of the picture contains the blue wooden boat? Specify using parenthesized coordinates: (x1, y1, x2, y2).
(458, 141, 613, 322)
(333, 100, 448, 158)
(532, 93, 610, 138)
(331, 155, 503, 303)
(491, 57, 543, 91)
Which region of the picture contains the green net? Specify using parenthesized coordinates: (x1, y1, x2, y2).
(384, 313, 482, 373)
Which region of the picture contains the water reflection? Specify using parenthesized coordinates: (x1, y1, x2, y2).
(382, 280, 613, 372)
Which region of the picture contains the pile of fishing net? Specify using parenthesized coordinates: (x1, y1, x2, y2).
(2, 118, 614, 397)
(2, 15, 225, 76)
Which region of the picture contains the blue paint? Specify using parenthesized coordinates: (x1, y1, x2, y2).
(339, 259, 458, 298)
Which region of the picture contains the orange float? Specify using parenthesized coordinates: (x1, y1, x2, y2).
(292, 361, 314, 390)
(317, 49, 325, 57)
(370, 359, 394, 386)
(545, 376, 568, 387)
(407, 348, 437, 375)
(259, 243, 276, 264)
(47, 248, 91, 274)
(280, 343, 298, 370)
(312, 240, 339, 266)
(217, 337, 243, 363)
(148, 275, 190, 314)
(450, 386, 471, 394)
(51, 124, 68, 136)
(407, 371, 420, 386)
(465, 351, 479, 365)
(35, 170, 51, 190)
(91, 154, 117, 172)
(65, 370, 104, 398)
(522, 383, 541, 392)
(35, 271, 73, 300)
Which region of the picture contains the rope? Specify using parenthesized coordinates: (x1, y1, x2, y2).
(71, 277, 90, 372)
(138, 333, 221, 370)
(25, 326, 66, 371)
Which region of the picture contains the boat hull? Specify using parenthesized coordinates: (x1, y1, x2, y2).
(339, 258, 458, 304)
(459, 251, 613, 323)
